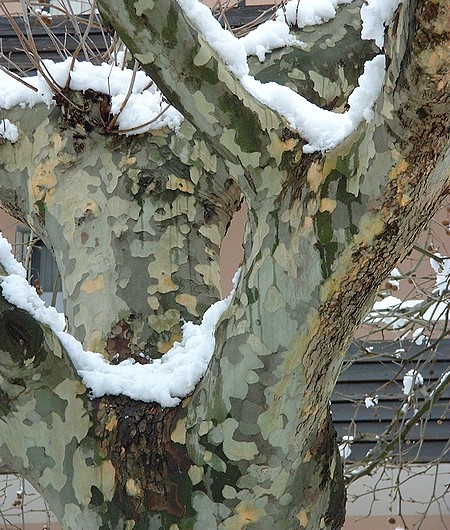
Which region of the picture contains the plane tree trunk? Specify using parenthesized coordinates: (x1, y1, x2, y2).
(0, 0, 449, 528)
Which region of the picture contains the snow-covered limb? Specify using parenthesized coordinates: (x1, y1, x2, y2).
(242, 54, 385, 153)
(176, 0, 387, 152)
(0, 1, 384, 152)
(366, 248, 450, 343)
(0, 233, 237, 407)
(0, 58, 183, 135)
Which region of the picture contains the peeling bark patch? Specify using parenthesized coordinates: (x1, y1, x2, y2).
(81, 274, 106, 294)
(278, 152, 321, 205)
(106, 319, 132, 363)
(94, 396, 189, 520)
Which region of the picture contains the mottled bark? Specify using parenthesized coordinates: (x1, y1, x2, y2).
(0, 0, 449, 528)
(0, 104, 241, 356)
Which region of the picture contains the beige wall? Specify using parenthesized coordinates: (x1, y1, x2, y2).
(1, 1, 21, 14)
(344, 515, 450, 529)
(0, 209, 19, 246)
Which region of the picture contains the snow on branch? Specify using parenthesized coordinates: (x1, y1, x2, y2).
(0, 118, 19, 143)
(242, 55, 385, 153)
(1, 0, 400, 151)
(0, 58, 183, 135)
(177, 0, 389, 152)
(366, 249, 450, 343)
(0, 234, 238, 407)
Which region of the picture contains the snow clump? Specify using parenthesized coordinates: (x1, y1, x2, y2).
(0, 233, 238, 407)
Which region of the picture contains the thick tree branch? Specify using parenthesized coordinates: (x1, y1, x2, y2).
(249, 2, 378, 110)
(0, 286, 110, 527)
(97, 0, 281, 163)
(0, 102, 241, 356)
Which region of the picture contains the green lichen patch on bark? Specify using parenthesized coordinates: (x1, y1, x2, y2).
(162, 4, 179, 49)
(218, 93, 264, 154)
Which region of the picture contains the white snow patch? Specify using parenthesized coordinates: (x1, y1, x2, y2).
(177, 0, 249, 77)
(361, 0, 404, 48)
(241, 20, 302, 62)
(365, 395, 378, 408)
(390, 267, 402, 278)
(0, 234, 238, 407)
(430, 254, 450, 295)
(386, 278, 400, 290)
(0, 236, 27, 277)
(339, 435, 354, 459)
(0, 119, 19, 143)
(412, 327, 426, 346)
(0, 58, 183, 134)
(276, 0, 354, 28)
(35, 8, 52, 19)
(423, 302, 449, 322)
(372, 295, 402, 311)
(402, 369, 424, 396)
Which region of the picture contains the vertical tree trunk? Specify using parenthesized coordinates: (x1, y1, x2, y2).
(0, 0, 449, 528)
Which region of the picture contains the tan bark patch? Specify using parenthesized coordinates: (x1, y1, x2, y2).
(167, 174, 194, 194)
(306, 162, 325, 193)
(159, 274, 179, 293)
(157, 328, 182, 353)
(268, 134, 298, 163)
(388, 159, 409, 180)
(30, 163, 57, 201)
(302, 216, 314, 234)
(105, 414, 118, 432)
(175, 293, 198, 316)
(119, 155, 137, 167)
(81, 274, 106, 294)
(319, 198, 337, 213)
(125, 478, 143, 498)
(170, 417, 187, 445)
(235, 500, 265, 525)
(296, 509, 309, 527)
(99, 460, 116, 501)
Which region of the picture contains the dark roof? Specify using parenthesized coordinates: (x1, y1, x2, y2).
(332, 341, 450, 463)
(0, 6, 275, 74)
(0, 15, 108, 73)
